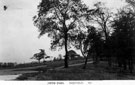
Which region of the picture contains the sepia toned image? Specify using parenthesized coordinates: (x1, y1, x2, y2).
(0, 0, 135, 81)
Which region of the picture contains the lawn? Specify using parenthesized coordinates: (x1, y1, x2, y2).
(16, 60, 135, 80)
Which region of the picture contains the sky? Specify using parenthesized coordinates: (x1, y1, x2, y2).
(0, 0, 127, 63)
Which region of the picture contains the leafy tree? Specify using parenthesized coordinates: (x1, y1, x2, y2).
(126, 0, 135, 8)
(33, 0, 89, 68)
(111, 8, 135, 73)
(31, 49, 46, 63)
(90, 2, 113, 66)
(69, 25, 89, 69)
(71, 2, 112, 68)
(70, 28, 87, 57)
(71, 25, 103, 69)
(83, 26, 103, 68)
(126, 0, 135, 13)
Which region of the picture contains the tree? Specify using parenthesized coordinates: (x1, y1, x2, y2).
(111, 8, 135, 73)
(31, 49, 46, 63)
(90, 2, 113, 66)
(83, 26, 103, 68)
(71, 2, 112, 68)
(33, 0, 89, 68)
(126, 0, 135, 11)
(71, 25, 103, 69)
(69, 25, 89, 69)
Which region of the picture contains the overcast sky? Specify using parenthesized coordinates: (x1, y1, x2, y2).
(0, 0, 127, 63)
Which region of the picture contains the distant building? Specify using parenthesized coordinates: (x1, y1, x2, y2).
(68, 50, 81, 60)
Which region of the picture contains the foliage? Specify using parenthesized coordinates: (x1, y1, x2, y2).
(91, 2, 113, 37)
(33, 0, 89, 50)
(31, 49, 46, 63)
(32, 0, 135, 73)
(111, 8, 135, 73)
(33, 0, 89, 68)
(126, 0, 135, 10)
(89, 2, 114, 66)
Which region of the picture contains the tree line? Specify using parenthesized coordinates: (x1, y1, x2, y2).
(33, 0, 135, 73)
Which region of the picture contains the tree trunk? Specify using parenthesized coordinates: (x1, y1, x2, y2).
(64, 32, 68, 68)
(106, 43, 112, 67)
(79, 41, 88, 69)
(83, 56, 88, 69)
(83, 48, 91, 69)
(64, 22, 69, 68)
(108, 55, 112, 67)
(103, 25, 112, 67)
(128, 56, 133, 73)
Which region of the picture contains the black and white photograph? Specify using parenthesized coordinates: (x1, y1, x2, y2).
(0, 0, 135, 84)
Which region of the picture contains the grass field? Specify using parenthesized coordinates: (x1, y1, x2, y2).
(0, 59, 87, 80)
(16, 59, 135, 80)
